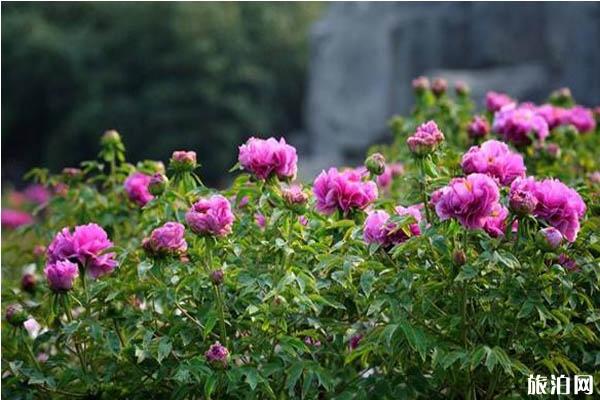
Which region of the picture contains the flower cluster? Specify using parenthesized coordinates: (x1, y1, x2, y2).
(238, 137, 297, 180)
(124, 172, 154, 206)
(143, 222, 188, 256)
(461, 140, 526, 186)
(406, 120, 445, 155)
(185, 195, 234, 237)
(313, 168, 378, 215)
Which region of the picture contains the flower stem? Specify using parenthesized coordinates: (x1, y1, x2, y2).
(418, 158, 432, 223)
(64, 295, 88, 375)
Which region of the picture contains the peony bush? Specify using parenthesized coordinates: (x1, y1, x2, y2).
(2, 80, 600, 399)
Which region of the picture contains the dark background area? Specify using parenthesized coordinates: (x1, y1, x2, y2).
(2, 2, 321, 186)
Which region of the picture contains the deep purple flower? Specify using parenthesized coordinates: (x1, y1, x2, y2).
(313, 168, 378, 215)
(124, 172, 154, 206)
(432, 173, 500, 230)
(467, 116, 490, 139)
(205, 341, 230, 366)
(21, 273, 36, 293)
(143, 222, 187, 256)
(238, 137, 297, 180)
(185, 195, 234, 237)
(461, 140, 526, 186)
(406, 121, 445, 155)
(493, 104, 549, 146)
(485, 91, 515, 113)
(1, 209, 33, 229)
(348, 334, 363, 350)
(44, 260, 79, 292)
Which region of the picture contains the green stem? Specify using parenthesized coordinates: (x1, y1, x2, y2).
(418, 158, 432, 223)
(113, 319, 126, 348)
(214, 285, 228, 347)
(22, 331, 41, 371)
(64, 295, 88, 375)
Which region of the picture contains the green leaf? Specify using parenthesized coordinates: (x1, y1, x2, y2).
(204, 373, 217, 399)
(360, 270, 376, 298)
(157, 337, 172, 363)
(286, 362, 304, 392)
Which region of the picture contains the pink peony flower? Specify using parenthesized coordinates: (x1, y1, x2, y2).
(376, 163, 404, 190)
(467, 116, 490, 139)
(532, 179, 586, 242)
(124, 172, 154, 206)
(564, 106, 596, 133)
(363, 205, 422, 247)
(406, 120, 445, 155)
(485, 91, 515, 113)
(493, 104, 549, 146)
(205, 341, 229, 366)
(238, 137, 297, 180)
(143, 222, 187, 256)
(24, 184, 51, 205)
(432, 173, 500, 230)
(482, 204, 509, 238)
(44, 260, 79, 292)
(536, 104, 569, 130)
(461, 140, 526, 186)
(313, 168, 378, 215)
(186, 195, 234, 237)
(1, 209, 33, 229)
(47, 224, 117, 278)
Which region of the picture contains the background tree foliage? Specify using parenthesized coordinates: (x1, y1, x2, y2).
(1, 2, 321, 185)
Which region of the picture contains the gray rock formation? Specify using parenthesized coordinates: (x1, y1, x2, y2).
(302, 2, 600, 178)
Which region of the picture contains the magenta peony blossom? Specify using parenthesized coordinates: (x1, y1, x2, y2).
(564, 106, 596, 133)
(205, 341, 229, 366)
(363, 205, 422, 247)
(376, 163, 404, 190)
(406, 120, 445, 155)
(432, 173, 500, 230)
(461, 140, 526, 186)
(186, 195, 234, 237)
(485, 91, 515, 113)
(238, 137, 297, 180)
(44, 260, 79, 292)
(536, 104, 569, 130)
(124, 172, 154, 206)
(1, 209, 33, 229)
(467, 116, 490, 139)
(509, 177, 538, 216)
(47, 224, 117, 278)
(482, 204, 509, 238)
(532, 179, 586, 242)
(537, 227, 563, 250)
(313, 168, 378, 215)
(144, 222, 187, 256)
(493, 104, 549, 146)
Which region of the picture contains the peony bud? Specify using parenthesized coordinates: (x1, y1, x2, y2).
(62, 167, 83, 181)
(364, 153, 386, 176)
(467, 116, 490, 139)
(210, 269, 224, 286)
(455, 81, 470, 96)
(348, 334, 363, 350)
(407, 121, 445, 156)
(101, 129, 122, 146)
(170, 150, 197, 172)
(205, 341, 229, 367)
(431, 78, 447, 97)
(148, 173, 169, 196)
(549, 87, 573, 107)
(21, 273, 36, 294)
(281, 184, 308, 206)
(509, 189, 538, 217)
(537, 227, 563, 251)
(411, 76, 430, 94)
(452, 249, 467, 266)
(544, 143, 561, 159)
(5, 304, 28, 327)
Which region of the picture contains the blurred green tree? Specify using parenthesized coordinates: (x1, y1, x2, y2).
(1, 2, 320, 185)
